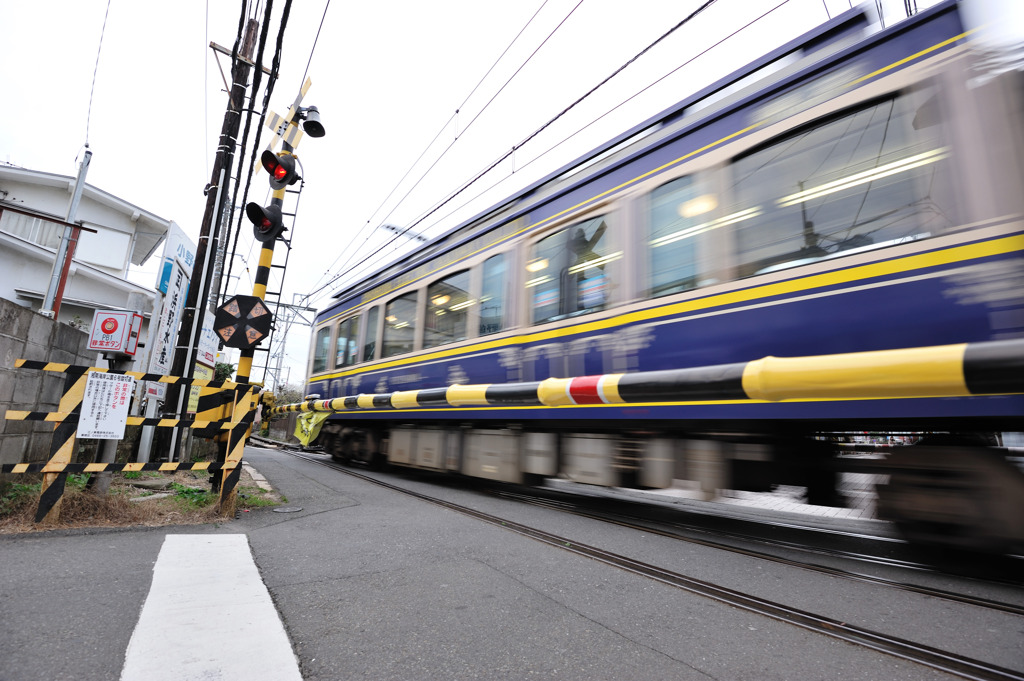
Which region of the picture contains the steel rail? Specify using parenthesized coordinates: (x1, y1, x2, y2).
(277, 447, 1024, 681)
(491, 488, 1024, 616)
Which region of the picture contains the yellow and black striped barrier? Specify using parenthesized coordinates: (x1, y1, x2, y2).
(3, 360, 260, 524)
(1, 461, 226, 474)
(5, 411, 250, 431)
(14, 359, 252, 389)
(270, 339, 1024, 415)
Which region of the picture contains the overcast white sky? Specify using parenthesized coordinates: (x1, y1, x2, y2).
(0, 0, 945, 387)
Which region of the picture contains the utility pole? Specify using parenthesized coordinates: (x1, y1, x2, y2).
(164, 19, 259, 461)
(40, 148, 92, 318)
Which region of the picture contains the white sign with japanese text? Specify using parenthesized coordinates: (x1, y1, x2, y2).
(78, 372, 136, 439)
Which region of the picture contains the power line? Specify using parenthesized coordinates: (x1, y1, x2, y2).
(84, 0, 113, 147)
(315, 0, 723, 298)
(309, 0, 558, 299)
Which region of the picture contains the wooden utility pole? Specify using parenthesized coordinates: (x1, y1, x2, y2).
(165, 19, 260, 461)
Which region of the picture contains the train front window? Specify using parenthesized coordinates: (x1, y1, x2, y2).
(312, 326, 331, 373)
(528, 215, 617, 324)
(424, 270, 471, 349)
(382, 292, 418, 358)
(334, 316, 360, 367)
(730, 90, 954, 278)
(479, 253, 506, 336)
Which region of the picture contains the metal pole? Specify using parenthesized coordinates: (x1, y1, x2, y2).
(41, 149, 92, 317)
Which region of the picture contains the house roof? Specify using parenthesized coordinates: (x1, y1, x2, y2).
(0, 163, 170, 266)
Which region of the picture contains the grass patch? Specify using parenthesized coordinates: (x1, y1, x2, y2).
(236, 484, 282, 509)
(122, 471, 162, 480)
(171, 482, 216, 508)
(0, 466, 281, 534)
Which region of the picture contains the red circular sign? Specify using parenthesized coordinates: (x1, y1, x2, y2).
(101, 317, 119, 334)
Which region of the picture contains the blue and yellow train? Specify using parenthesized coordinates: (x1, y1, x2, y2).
(303, 1, 1024, 551)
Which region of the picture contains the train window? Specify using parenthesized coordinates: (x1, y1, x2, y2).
(311, 326, 331, 373)
(382, 292, 418, 358)
(363, 306, 379, 362)
(424, 270, 471, 349)
(646, 175, 708, 297)
(334, 316, 360, 368)
(479, 253, 506, 336)
(730, 92, 953, 278)
(527, 215, 617, 324)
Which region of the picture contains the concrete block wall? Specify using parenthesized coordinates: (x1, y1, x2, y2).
(0, 297, 99, 465)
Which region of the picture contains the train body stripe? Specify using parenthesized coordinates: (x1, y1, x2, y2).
(272, 340, 1022, 417)
(447, 384, 490, 406)
(313, 234, 1024, 385)
(741, 344, 968, 401)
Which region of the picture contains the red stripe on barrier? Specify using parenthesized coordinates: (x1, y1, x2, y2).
(569, 376, 605, 404)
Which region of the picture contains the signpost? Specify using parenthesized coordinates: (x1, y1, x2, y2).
(78, 372, 136, 440)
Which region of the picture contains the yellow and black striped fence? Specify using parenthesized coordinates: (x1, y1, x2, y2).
(270, 339, 1024, 416)
(3, 359, 261, 524)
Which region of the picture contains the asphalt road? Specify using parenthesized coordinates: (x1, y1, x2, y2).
(1, 446, 1020, 680)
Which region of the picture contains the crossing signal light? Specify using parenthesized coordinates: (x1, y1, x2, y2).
(245, 202, 286, 243)
(261, 150, 300, 190)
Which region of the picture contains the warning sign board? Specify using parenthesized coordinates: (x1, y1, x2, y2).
(78, 372, 136, 439)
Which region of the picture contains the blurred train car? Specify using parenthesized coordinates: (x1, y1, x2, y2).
(304, 0, 1024, 552)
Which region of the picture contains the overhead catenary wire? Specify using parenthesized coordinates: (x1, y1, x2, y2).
(310, 0, 723, 300)
(84, 0, 113, 147)
(309, 0, 557, 300)
(332, 0, 810, 295)
(402, 0, 794, 245)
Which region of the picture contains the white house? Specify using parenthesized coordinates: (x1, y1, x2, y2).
(0, 163, 171, 343)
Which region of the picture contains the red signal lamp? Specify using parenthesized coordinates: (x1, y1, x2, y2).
(260, 150, 300, 190)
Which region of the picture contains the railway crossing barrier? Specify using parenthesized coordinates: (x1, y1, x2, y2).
(269, 339, 1024, 417)
(1, 359, 260, 524)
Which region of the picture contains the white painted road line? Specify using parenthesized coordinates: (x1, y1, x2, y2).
(121, 534, 302, 681)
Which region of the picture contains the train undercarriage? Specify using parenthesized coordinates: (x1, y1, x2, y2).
(313, 421, 1024, 555)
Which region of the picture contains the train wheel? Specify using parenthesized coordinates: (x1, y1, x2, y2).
(875, 445, 1024, 553)
(326, 431, 350, 464)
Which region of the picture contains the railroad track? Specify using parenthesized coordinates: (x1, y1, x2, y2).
(268, 444, 1024, 681)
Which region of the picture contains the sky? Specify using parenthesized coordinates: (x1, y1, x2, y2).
(0, 0, 949, 389)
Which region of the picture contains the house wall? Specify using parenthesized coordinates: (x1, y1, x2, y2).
(0, 297, 100, 467)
